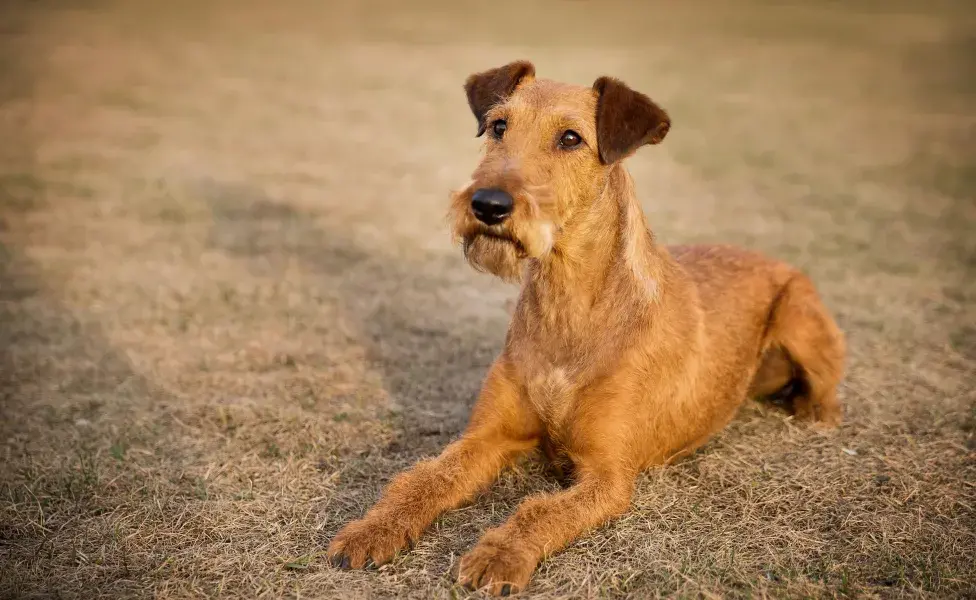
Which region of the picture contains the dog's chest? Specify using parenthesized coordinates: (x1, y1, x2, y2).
(523, 365, 576, 432)
(525, 366, 579, 483)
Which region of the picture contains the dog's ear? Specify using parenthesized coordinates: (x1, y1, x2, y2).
(464, 60, 536, 137)
(592, 76, 670, 165)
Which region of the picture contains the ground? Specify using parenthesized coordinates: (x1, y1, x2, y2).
(1, 1, 974, 598)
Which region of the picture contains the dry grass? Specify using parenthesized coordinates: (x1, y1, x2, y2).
(1, 1, 974, 598)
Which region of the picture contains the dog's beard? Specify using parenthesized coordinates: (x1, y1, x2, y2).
(462, 230, 525, 283)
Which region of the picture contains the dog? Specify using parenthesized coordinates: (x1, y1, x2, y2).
(327, 60, 845, 596)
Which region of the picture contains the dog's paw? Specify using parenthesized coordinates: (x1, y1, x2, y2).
(327, 515, 415, 570)
(457, 537, 535, 596)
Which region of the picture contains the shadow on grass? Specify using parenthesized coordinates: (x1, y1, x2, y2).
(0, 241, 182, 597)
(197, 178, 505, 442)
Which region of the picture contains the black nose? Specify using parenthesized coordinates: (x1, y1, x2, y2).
(471, 188, 514, 225)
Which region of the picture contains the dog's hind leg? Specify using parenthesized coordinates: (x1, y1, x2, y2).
(760, 273, 845, 427)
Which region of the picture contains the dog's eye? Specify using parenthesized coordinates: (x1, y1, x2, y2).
(559, 130, 582, 148)
(491, 119, 507, 139)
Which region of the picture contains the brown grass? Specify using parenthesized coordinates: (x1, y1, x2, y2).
(1, 0, 974, 598)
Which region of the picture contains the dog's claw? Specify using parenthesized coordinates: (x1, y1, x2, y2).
(339, 555, 351, 570)
(501, 583, 512, 596)
(363, 557, 376, 570)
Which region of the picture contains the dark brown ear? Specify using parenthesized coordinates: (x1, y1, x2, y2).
(593, 76, 671, 164)
(464, 60, 536, 137)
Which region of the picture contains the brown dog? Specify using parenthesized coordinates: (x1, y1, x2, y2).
(327, 61, 845, 596)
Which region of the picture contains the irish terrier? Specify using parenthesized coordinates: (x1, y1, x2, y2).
(328, 60, 845, 596)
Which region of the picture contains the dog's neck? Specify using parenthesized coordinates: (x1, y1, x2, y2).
(509, 164, 688, 380)
(526, 164, 664, 312)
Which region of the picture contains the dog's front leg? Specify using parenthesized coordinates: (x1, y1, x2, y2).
(328, 359, 538, 569)
(457, 464, 635, 595)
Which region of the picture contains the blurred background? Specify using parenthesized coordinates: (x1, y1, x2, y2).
(1, 1, 974, 598)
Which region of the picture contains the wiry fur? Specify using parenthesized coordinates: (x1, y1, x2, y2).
(329, 61, 846, 596)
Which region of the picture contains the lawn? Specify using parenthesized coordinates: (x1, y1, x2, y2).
(1, 1, 974, 598)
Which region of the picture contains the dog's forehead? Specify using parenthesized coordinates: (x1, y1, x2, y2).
(506, 78, 597, 121)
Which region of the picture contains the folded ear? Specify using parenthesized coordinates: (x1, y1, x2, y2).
(464, 60, 536, 137)
(592, 76, 671, 165)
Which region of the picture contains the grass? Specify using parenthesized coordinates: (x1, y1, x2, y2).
(1, 0, 974, 598)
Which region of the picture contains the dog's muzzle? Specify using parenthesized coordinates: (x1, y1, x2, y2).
(471, 188, 514, 225)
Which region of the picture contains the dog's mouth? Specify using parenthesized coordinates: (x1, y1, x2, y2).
(460, 228, 527, 282)
(464, 228, 527, 257)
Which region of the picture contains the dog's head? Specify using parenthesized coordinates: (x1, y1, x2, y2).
(449, 60, 670, 281)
